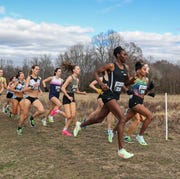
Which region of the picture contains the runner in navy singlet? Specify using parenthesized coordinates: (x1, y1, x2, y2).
(73, 46, 136, 159)
(42, 68, 66, 126)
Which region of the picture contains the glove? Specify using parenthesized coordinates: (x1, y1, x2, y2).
(44, 87, 49, 92)
(148, 92, 156, 97)
(147, 81, 154, 91)
(126, 89, 134, 95)
(96, 88, 103, 95)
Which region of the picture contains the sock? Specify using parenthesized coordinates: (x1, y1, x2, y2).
(108, 129, 112, 134)
(63, 127, 67, 131)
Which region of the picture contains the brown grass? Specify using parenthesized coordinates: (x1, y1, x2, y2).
(0, 93, 179, 179)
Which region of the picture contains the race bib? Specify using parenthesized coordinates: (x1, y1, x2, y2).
(55, 86, 60, 92)
(139, 85, 147, 94)
(114, 82, 124, 92)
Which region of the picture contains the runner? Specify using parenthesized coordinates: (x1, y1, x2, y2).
(124, 61, 154, 145)
(89, 71, 115, 143)
(42, 67, 66, 126)
(123, 63, 155, 143)
(61, 61, 86, 136)
(73, 46, 135, 159)
(18, 65, 45, 134)
(3, 76, 16, 114)
(10, 72, 25, 121)
(0, 69, 7, 109)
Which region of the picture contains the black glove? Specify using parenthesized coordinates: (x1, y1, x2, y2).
(126, 89, 134, 95)
(147, 81, 154, 91)
(148, 92, 156, 97)
(44, 87, 49, 92)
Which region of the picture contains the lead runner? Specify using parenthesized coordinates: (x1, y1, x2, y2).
(73, 46, 136, 159)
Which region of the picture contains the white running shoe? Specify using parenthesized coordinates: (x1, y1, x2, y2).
(136, 135, 148, 145)
(118, 148, 134, 159)
(42, 119, 47, 126)
(108, 130, 114, 143)
(73, 121, 81, 137)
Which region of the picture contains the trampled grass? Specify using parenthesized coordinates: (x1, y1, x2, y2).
(0, 93, 179, 178)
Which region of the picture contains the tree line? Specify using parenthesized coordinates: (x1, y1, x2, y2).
(0, 30, 180, 94)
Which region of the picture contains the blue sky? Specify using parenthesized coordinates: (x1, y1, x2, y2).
(0, 0, 180, 65)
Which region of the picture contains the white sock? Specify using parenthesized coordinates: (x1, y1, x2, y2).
(108, 129, 112, 134)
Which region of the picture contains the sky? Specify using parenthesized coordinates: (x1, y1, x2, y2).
(0, 0, 180, 65)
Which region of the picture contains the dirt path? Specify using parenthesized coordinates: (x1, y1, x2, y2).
(0, 111, 179, 179)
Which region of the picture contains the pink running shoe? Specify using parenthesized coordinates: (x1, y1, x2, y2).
(50, 109, 60, 116)
(62, 130, 72, 136)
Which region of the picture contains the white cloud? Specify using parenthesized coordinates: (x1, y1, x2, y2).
(0, 16, 179, 66)
(0, 17, 94, 65)
(0, 6, 5, 14)
(119, 31, 180, 63)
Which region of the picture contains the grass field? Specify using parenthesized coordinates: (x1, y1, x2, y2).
(0, 93, 179, 179)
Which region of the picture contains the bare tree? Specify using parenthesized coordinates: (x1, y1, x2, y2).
(38, 55, 54, 79)
(2, 30, 180, 94)
(106, 30, 124, 62)
(152, 60, 180, 94)
(28, 55, 54, 79)
(0, 58, 6, 68)
(92, 32, 109, 64)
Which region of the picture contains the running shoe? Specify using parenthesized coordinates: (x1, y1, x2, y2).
(73, 121, 81, 137)
(62, 130, 72, 136)
(29, 115, 35, 127)
(108, 130, 114, 143)
(118, 148, 134, 159)
(48, 115, 54, 123)
(17, 128, 23, 135)
(123, 136, 134, 143)
(2, 105, 9, 113)
(136, 135, 148, 145)
(42, 118, 47, 126)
